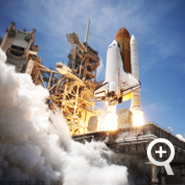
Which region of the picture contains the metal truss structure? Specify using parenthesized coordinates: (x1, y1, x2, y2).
(0, 22, 103, 135)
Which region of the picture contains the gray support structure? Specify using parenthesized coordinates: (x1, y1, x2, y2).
(161, 166, 166, 185)
(151, 164, 159, 184)
(73, 122, 185, 183)
(181, 165, 185, 184)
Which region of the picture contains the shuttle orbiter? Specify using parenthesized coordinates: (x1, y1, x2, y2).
(94, 40, 140, 105)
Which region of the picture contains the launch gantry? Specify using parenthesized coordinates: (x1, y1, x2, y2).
(0, 22, 39, 73)
(0, 22, 103, 135)
(66, 32, 99, 82)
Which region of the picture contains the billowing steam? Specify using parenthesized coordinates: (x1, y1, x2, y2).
(176, 134, 185, 142)
(0, 49, 128, 184)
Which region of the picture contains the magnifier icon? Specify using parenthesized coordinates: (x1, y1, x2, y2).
(147, 138, 175, 175)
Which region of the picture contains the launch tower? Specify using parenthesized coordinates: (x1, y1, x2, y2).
(0, 22, 103, 135)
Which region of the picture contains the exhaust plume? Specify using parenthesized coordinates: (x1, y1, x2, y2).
(0, 48, 128, 185)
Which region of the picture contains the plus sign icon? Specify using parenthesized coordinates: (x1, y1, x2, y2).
(155, 146, 167, 158)
(147, 138, 175, 175)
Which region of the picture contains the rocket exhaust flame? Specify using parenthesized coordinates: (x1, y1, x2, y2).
(0, 49, 128, 184)
(132, 110, 144, 127)
(104, 105, 118, 131)
(104, 113, 118, 131)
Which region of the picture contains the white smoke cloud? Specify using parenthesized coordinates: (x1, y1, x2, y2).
(0, 49, 6, 62)
(0, 48, 128, 184)
(176, 134, 185, 142)
(96, 57, 105, 81)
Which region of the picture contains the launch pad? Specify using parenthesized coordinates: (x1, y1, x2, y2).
(73, 122, 185, 184)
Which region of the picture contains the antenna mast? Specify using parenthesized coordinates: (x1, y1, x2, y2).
(85, 20, 90, 43)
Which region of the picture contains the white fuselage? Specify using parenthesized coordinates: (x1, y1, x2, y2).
(105, 40, 121, 96)
(94, 39, 140, 105)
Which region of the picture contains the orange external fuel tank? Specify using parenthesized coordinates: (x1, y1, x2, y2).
(116, 27, 131, 73)
(116, 27, 132, 101)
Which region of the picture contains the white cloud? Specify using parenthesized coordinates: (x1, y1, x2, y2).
(2, 0, 182, 71)
(96, 57, 105, 81)
(176, 134, 185, 142)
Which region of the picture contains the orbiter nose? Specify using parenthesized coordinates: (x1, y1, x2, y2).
(109, 40, 118, 47)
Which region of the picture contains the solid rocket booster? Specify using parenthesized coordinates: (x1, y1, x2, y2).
(130, 35, 142, 111)
(130, 35, 139, 80)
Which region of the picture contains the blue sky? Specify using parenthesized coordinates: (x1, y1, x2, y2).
(0, 0, 185, 136)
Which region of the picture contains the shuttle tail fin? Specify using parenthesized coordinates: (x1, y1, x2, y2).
(120, 68, 140, 96)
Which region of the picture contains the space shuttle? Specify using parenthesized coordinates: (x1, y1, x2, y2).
(94, 39, 140, 106)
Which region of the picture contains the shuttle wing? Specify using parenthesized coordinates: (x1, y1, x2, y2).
(119, 68, 140, 96)
(94, 82, 109, 100)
